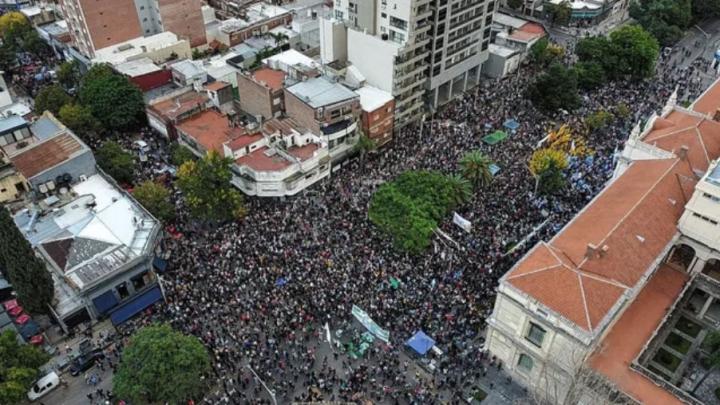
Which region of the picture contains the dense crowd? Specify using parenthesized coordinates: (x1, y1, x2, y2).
(105, 44, 713, 404)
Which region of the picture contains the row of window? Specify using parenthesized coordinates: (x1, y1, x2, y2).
(692, 212, 719, 226)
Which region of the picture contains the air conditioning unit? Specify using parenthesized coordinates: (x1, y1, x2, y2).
(79, 175, 87, 182)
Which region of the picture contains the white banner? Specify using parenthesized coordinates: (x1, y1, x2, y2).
(453, 212, 472, 233)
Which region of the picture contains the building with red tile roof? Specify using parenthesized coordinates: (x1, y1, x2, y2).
(486, 77, 720, 404)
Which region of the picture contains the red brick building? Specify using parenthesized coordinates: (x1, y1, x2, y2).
(157, 0, 207, 48)
(355, 86, 395, 147)
(237, 67, 286, 120)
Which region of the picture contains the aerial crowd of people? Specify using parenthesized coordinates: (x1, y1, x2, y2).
(98, 42, 716, 404)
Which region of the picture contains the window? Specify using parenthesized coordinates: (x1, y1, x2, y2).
(116, 282, 129, 300)
(692, 212, 719, 225)
(389, 16, 408, 31)
(518, 353, 534, 372)
(704, 193, 720, 203)
(526, 322, 546, 347)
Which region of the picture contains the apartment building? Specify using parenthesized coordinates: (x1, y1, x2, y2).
(323, 0, 494, 128)
(60, 0, 205, 58)
(485, 79, 720, 405)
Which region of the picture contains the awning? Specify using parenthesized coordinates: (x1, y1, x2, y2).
(503, 119, 520, 131)
(110, 287, 163, 326)
(19, 320, 39, 340)
(406, 331, 436, 356)
(92, 290, 119, 315)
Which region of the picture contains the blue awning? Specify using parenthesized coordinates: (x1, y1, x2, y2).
(406, 331, 435, 356)
(19, 320, 39, 340)
(92, 290, 119, 315)
(110, 287, 163, 326)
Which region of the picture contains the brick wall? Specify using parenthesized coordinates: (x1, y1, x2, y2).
(284, 90, 319, 134)
(238, 74, 274, 120)
(363, 99, 394, 146)
(158, 0, 207, 48)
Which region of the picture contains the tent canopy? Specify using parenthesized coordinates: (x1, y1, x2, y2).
(406, 330, 435, 356)
(503, 119, 520, 131)
(482, 131, 508, 145)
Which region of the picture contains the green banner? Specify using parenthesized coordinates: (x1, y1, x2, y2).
(352, 305, 390, 343)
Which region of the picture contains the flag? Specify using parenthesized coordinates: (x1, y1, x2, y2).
(390, 277, 400, 289)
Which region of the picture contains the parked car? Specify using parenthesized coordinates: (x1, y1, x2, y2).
(27, 371, 59, 401)
(69, 349, 104, 376)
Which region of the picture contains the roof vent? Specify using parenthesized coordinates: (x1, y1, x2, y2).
(678, 145, 689, 160)
(636, 235, 645, 243)
(668, 198, 677, 205)
(585, 243, 598, 259)
(713, 109, 720, 122)
(600, 245, 610, 257)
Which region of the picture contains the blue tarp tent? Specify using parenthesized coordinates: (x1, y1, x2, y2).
(406, 331, 435, 356)
(503, 119, 520, 132)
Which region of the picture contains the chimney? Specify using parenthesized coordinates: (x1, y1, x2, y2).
(600, 245, 609, 257)
(678, 145, 689, 161)
(585, 243, 598, 259)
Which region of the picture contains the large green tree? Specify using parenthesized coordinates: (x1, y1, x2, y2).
(527, 63, 580, 113)
(0, 330, 51, 404)
(459, 150, 494, 189)
(575, 25, 659, 80)
(368, 170, 470, 253)
(133, 181, 175, 223)
(96, 141, 135, 184)
(630, 0, 692, 45)
(34, 84, 72, 116)
(78, 64, 145, 131)
(0, 209, 54, 314)
(58, 103, 101, 136)
(57, 60, 82, 90)
(177, 151, 247, 222)
(113, 324, 211, 404)
(545, 1, 572, 25)
(692, 0, 720, 21)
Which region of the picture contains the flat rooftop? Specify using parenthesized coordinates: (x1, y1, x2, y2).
(355, 85, 393, 112)
(251, 67, 285, 91)
(93, 32, 185, 65)
(114, 58, 162, 78)
(589, 264, 687, 405)
(149, 90, 209, 121)
(219, 3, 290, 33)
(236, 143, 319, 172)
(176, 109, 258, 154)
(10, 132, 88, 179)
(286, 76, 358, 109)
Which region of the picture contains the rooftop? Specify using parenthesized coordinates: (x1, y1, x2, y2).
(10, 132, 88, 179)
(14, 174, 157, 291)
(355, 85, 394, 112)
(114, 58, 162, 78)
(149, 90, 209, 121)
(235, 143, 319, 172)
(493, 12, 528, 29)
(505, 158, 695, 333)
(264, 49, 319, 72)
(204, 81, 231, 92)
(286, 76, 358, 109)
(219, 3, 290, 33)
(176, 109, 258, 154)
(92, 32, 186, 65)
(170, 59, 205, 79)
(251, 67, 286, 91)
(489, 43, 519, 58)
(589, 264, 687, 405)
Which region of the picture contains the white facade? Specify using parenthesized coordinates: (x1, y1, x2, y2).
(678, 161, 720, 251)
(319, 18, 348, 64)
(346, 29, 399, 93)
(91, 32, 191, 66)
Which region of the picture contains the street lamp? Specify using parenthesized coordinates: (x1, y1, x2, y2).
(246, 365, 277, 405)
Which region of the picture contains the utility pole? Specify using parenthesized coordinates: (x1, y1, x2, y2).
(246, 365, 277, 405)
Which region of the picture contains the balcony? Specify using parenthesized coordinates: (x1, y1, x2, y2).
(321, 119, 357, 140)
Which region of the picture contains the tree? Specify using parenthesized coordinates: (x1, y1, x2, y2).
(133, 181, 175, 223)
(58, 103, 101, 136)
(57, 60, 82, 90)
(34, 84, 72, 116)
(170, 143, 196, 166)
(20, 30, 48, 58)
(79, 64, 145, 131)
(177, 152, 247, 222)
(113, 324, 211, 404)
(459, 150, 494, 189)
(630, 0, 692, 45)
(574, 61, 606, 90)
(355, 133, 377, 165)
(527, 63, 580, 113)
(0, 330, 51, 404)
(585, 109, 614, 132)
(0, 209, 54, 314)
(615, 102, 631, 119)
(529, 148, 568, 195)
(545, 1, 572, 25)
(546, 124, 593, 157)
(692, 0, 720, 21)
(0, 12, 30, 43)
(368, 171, 469, 253)
(607, 25, 659, 79)
(96, 141, 135, 184)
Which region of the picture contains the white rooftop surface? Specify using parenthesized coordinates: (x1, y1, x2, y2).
(547, 0, 604, 9)
(264, 49, 319, 71)
(489, 43, 518, 58)
(219, 3, 290, 33)
(114, 58, 161, 77)
(356, 86, 393, 112)
(15, 174, 157, 291)
(0, 102, 31, 118)
(92, 32, 184, 65)
(287, 77, 358, 108)
(493, 13, 527, 29)
(20, 6, 42, 17)
(171, 59, 205, 78)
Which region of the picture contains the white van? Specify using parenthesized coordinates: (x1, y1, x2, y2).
(27, 371, 59, 401)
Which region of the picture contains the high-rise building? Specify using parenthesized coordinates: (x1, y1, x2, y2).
(322, 0, 494, 128)
(60, 0, 206, 58)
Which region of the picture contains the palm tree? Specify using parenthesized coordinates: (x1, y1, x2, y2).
(355, 132, 377, 165)
(460, 150, 493, 189)
(446, 174, 472, 206)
